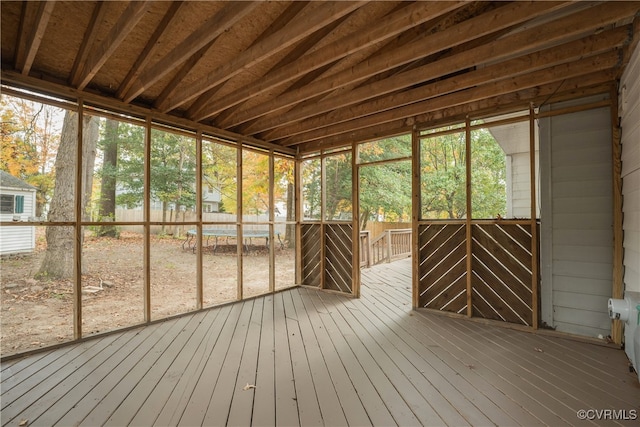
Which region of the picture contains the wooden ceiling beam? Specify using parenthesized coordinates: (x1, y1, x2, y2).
(160, 1, 365, 114)
(280, 51, 620, 147)
(196, 1, 465, 123)
(228, 1, 569, 132)
(73, 1, 152, 90)
(247, 1, 638, 136)
(185, 1, 315, 120)
(70, 2, 108, 88)
(296, 72, 617, 153)
(116, 1, 184, 100)
(14, 1, 55, 76)
(266, 27, 629, 140)
(208, 6, 348, 129)
(154, 39, 217, 115)
(122, 1, 259, 103)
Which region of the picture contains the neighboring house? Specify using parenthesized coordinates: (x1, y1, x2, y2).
(202, 176, 222, 213)
(0, 170, 37, 255)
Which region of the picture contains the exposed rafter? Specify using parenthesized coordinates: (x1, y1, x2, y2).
(196, 1, 465, 123)
(15, 1, 55, 76)
(157, 1, 365, 113)
(73, 1, 152, 90)
(123, 1, 260, 103)
(116, 1, 184, 100)
(237, 1, 571, 134)
(1, 0, 638, 154)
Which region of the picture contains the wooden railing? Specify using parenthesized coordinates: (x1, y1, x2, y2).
(360, 228, 412, 267)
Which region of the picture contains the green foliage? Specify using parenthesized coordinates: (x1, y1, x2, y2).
(302, 158, 321, 220)
(0, 96, 61, 216)
(420, 127, 507, 219)
(324, 152, 352, 220)
(470, 128, 507, 218)
(420, 130, 467, 219)
(202, 140, 237, 213)
(150, 129, 196, 211)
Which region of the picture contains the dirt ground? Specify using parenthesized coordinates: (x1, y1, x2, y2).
(0, 231, 295, 357)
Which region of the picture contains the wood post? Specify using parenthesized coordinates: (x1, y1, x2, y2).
(465, 117, 473, 318)
(530, 104, 539, 330)
(611, 85, 624, 345)
(74, 100, 84, 339)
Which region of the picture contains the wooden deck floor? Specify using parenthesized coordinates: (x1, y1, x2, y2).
(2, 258, 639, 426)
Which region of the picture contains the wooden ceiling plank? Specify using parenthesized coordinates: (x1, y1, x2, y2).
(154, 39, 217, 114)
(122, 1, 260, 103)
(265, 27, 629, 140)
(280, 51, 620, 146)
(116, 1, 184, 100)
(196, 1, 465, 123)
(70, 1, 108, 88)
(158, 1, 366, 113)
(230, 1, 570, 131)
(248, 1, 639, 136)
(15, 1, 56, 76)
(296, 72, 617, 153)
(185, 1, 314, 120)
(74, 1, 153, 90)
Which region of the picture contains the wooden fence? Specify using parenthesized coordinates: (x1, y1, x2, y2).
(360, 228, 412, 267)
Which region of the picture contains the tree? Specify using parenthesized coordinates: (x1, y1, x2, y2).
(0, 96, 60, 217)
(150, 129, 196, 235)
(38, 111, 99, 279)
(470, 128, 507, 218)
(96, 118, 119, 237)
(358, 136, 412, 229)
(301, 158, 321, 219)
(202, 139, 237, 214)
(420, 130, 467, 219)
(420, 127, 507, 219)
(275, 157, 295, 247)
(242, 150, 269, 217)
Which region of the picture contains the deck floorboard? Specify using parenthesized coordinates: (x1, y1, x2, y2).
(2, 258, 639, 426)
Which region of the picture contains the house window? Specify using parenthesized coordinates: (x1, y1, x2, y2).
(0, 195, 24, 214)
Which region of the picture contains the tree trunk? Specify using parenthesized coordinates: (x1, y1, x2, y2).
(38, 112, 99, 279)
(97, 119, 118, 237)
(285, 182, 295, 248)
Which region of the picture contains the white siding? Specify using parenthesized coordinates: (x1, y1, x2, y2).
(540, 97, 613, 338)
(0, 189, 37, 255)
(621, 42, 640, 294)
(490, 120, 540, 218)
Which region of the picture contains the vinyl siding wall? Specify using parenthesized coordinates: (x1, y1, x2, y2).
(621, 43, 640, 295)
(540, 96, 613, 338)
(0, 189, 36, 255)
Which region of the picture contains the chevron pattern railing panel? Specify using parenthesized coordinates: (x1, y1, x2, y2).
(418, 223, 467, 313)
(471, 223, 534, 326)
(324, 223, 353, 293)
(301, 224, 322, 287)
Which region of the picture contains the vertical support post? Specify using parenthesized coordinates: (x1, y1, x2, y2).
(237, 145, 243, 301)
(195, 130, 203, 310)
(465, 117, 473, 318)
(530, 104, 539, 330)
(74, 100, 84, 340)
(386, 229, 392, 263)
(144, 117, 151, 322)
(320, 152, 326, 289)
(352, 142, 360, 297)
(295, 152, 302, 285)
(412, 126, 420, 309)
(269, 150, 276, 293)
(610, 86, 624, 345)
